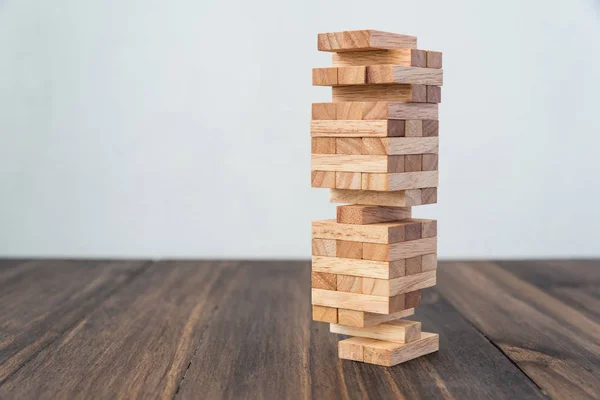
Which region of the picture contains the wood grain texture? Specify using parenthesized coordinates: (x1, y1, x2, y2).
(331, 320, 421, 343)
(312, 271, 337, 290)
(336, 102, 363, 119)
(310, 102, 438, 120)
(422, 154, 438, 171)
(311, 170, 336, 188)
(405, 119, 423, 137)
(362, 171, 438, 191)
(311, 138, 336, 154)
(335, 240, 363, 259)
(311, 120, 404, 137)
(359, 332, 439, 366)
(362, 270, 437, 296)
(333, 49, 426, 67)
(318, 30, 417, 52)
(312, 305, 338, 323)
(312, 219, 425, 244)
(336, 205, 412, 224)
(312, 256, 406, 279)
(337, 308, 415, 328)
(337, 275, 363, 293)
(427, 51, 443, 68)
(312, 288, 420, 314)
(363, 237, 438, 261)
(332, 84, 426, 102)
(335, 172, 361, 189)
(330, 188, 437, 206)
(312, 67, 337, 86)
(312, 238, 336, 257)
(367, 66, 443, 85)
(335, 138, 362, 155)
(427, 85, 442, 103)
(311, 154, 405, 173)
(312, 102, 336, 120)
(337, 66, 366, 85)
(361, 137, 439, 155)
(422, 119, 439, 136)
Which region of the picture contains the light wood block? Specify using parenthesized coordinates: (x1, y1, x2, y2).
(336, 102, 363, 119)
(331, 320, 421, 343)
(312, 68, 337, 86)
(422, 120, 439, 136)
(312, 238, 336, 257)
(333, 49, 426, 67)
(310, 102, 438, 120)
(311, 154, 405, 173)
(337, 308, 415, 328)
(362, 270, 436, 296)
(318, 30, 417, 52)
(367, 66, 443, 86)
(338, 66, 366, 85)
(426, 51, 443, 68)
(338, 337, 378, 362)
(310, 120, 404, 138)
(337, 275, 363, 293)
(405, 120, 423, 137)
(363, 237, 437, 261)
(336, 205, 412, 225)
(312, 103, 336, 120)
(332, 84, 426, 103)
(422, 253, 437, 272)
(312, 219, 423, 244)
(361, 137, 438, 155)
(344, 332, 439, 366)
(335, 172, 361, 189)
(311, 138, 336, 154)
(312, 288, 421, 314)
(427, 86, 442, 103)
(312, 256, 406, 279)
(312, 271, 337, 290)
(311, 171, 336, 188)
(335, 240, 363, 259)
(330, 189, 434, 207)
(312, 305, 338, 323)
(336, 138, 362, 155)
(362, 171, 438, 191)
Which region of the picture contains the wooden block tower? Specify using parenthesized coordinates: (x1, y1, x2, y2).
(310, 30, 442, 366)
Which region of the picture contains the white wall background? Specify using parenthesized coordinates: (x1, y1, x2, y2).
(1, 0, 599, 259)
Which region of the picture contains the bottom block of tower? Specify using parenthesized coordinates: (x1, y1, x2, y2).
(339, 332, 439, 366)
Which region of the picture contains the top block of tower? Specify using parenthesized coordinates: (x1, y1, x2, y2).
(318, 30, 417, 52)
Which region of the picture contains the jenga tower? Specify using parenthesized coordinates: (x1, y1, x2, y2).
(310, 30, 442, 366)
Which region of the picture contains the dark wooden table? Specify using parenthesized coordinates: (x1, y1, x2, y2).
(0, 259, 598, 399)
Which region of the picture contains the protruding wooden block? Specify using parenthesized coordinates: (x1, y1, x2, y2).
(361, 137, 438, 156)
(427, 86, 442, 103)
(332, 49, 426, 67)
(337, 308, 415, 328)
(422, 253, 437, 272)
(312, 256, 405, 279)
(330, 189, 435, 207)
(335, 172, 361, 189)
(312, 219, 424, 244)
(312, 271, 337, 290)
(312, 103, 336, 120)
(331, 320, 421, 343)
(312, 67, 337, 86)
(367, 66, 443, 86)
(318, 30, 417, 52)
(335, 240, 363, 259)
(421, 187, 438, 204)
(312, 305, 338, 323)
(338, 337, 378, 362)
(311, 171, 335, 188)
(426, 51, 443, 68)
(336, 205, 412, 225)
(311, 154, 405, 173)
(311, 288, 422, 314)
(337, 66, 366, 85)
(363, 237, 437, 261)
(337, 275, 363, 293)
(332, 84, 426, 103)
(356, 332, 439, 366)
(422, 154, 438, 171)
(311, 120, 405, 138)
(311, 138, 336, 154)
(361, 271, 436, 296)
(361, 171, 438, 191)
(336, 138, 362, 155)
(312, 238, 336, 257)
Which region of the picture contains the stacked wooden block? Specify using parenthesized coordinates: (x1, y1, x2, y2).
(310, 30, 442, 367)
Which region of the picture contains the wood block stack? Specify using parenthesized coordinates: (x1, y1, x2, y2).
(310, 29, 442, 367)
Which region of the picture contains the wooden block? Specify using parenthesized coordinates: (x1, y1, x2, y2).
(388, 103, 438, 120)
(335, 240, 363, 259)
(427, 86, 441, 103)
(362, 102, 390, 120)
(332, 84, 426, 103)
(338, 337, 379, 362)
(405, 189, 422, 205)
(405, 155, 422, 172)
(359, 332, 439, 366)
(336, 138, 362, 155)
(312, 288, 419, 314)
(312, 103, 336, 120)
(310, 120, 404, 138)
(362, 271, 435, 296)
(406, 290, 421, 308)
(331, 320, 421, 343)
(311, 154, 405, 173)
(335, 172, 361, 189)
(422, 154, 438, 171)
(336, 205, 412, 224)
(337, 308, 415, 328)
(312, 219, 423, 244)
(337, 275, 363, 293)
(405, 256, 422, 275)
(318, 30, 417, 52)
(311, 171, 336, 188)
(333, 49, 427, 67)
(363, 237, 437, 261)
(361, 137, 439, 156)
(312, 67, 337, 86)
(312, 256, 405, 279)
(311, 138, 336, 154)
(419, 220, 437, 238)
(405, 120, 422, 137)
(337, 66, 366, 85)
(330, 189, 408, 206)
(361, 171, 438, 191)
(427, 51, 443, 68)
(422, 120, 439, 136)
(312, 238, 336, 257)
(312, 305, 338, 323)
(422, 254, 437, 272)
(312, 271, 337, 290)
(421, 188, 438, 204)
(336, 102, 362, 119)
(367, 66, 443, 86)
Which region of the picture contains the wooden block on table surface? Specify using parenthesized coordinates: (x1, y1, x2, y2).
(421, 187, 438, 203)
(337, 66, 366, 85)
(405, 256, 422, 275)
(337, 275, 363, 293)
(422, 120, 439, 136)
(330, 189, 431, 207)
(426, 51, 443, 68)
(422, 154, 438, 171)
(367, 66, 443, 86)
(338, 308, 414, 328)
(311, 138, 336, 154)
(312, 219, 424, 244)
(311, 171, 336, 188)
(312, 67, 337, 86)
(332, 84, 426, 103)
(361, 137, 438, 156)
(333, 49, 426, 67)
(422, 253, 437, 272)
(318, 30, 417, 52)
(427, 86, 442, 103)
(331, 320, 421, 343)
(335, 240, 363, 259)
(312, 305, 338, 323)
(311, 154, 405, 173)
(357, 332, 439, 366)
(362, 270, 436, 297)
(336, 205, 412, 225)
(312, 238, 336, 257)
(404, 154, 422, 172)
(362, 171, 438, 191)
(312, 288, 421, 314)
(336, 138, 362, 155)
(310, 120, 404, 137)
(338, 337, 378, 362)
(312, 271, 337, 290)
(312, 256, 405, 279)
(335, 172, 361, 189)
(312, 103, 336, 120)
(363, 237, 437, 261)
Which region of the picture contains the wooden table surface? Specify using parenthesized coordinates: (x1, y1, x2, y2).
(0, 259, 598, 399)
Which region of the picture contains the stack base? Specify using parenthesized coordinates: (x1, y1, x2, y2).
(338, 332, 438, 366)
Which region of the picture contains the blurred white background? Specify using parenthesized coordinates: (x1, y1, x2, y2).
(1, 0, 599, 259)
